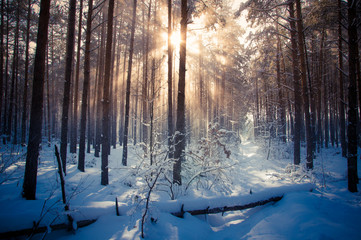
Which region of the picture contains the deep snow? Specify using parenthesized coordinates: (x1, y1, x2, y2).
(0, 140, 360, 239)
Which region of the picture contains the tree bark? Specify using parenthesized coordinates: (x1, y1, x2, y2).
(173, 0, 188, 185)
(70, 0, 83, 154)
(122, 0, 138, 166)
(167, 0, 174, 159)
(60, 0, 77, 174)
(0, 0, 4, 135)
(101, 0, 116, 185)
(149, 59, 155, 165)
(296, 0, 313, 169)
(288, 1, 301, 166)
(78, 0, 93, 172)
(7, 2, 20, 143)
(94, 19, 106, 157)
(317, 30, 325, 151)
(118, 45, 127, 146)
(2, 5, 9, 145)
(20, 0, 32, 145)
(22, 0, 51, 200)
(142, 0, 151, 148)
(112, 13, 122, 149)
(276, 25, 286, 142)
(338, 0, 346, 157)
(347, 0, 359, 192)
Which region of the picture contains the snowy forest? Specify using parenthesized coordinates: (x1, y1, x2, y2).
(0, 0, 361, 239)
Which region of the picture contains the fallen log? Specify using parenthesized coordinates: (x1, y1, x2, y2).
(165, 183, 313, 218)
(0, 219, 97, 239)
(172, 196, 283, 217)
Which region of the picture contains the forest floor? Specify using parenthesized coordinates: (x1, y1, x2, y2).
(0, 139, 361, 239)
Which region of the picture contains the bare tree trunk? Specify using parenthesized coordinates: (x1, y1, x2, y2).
(173, 0, 187, 185)
(296, 0, 313, 169)
(276, 26, 286, 142)
(46, 51, 51, 145)
(254, 77, 259, 138)
(87, 91, 91, 153)
(167, 0, 174, 159)
(109, 12, 118, 152)
(119, 46, 127, 146)
(347, 0, 359, 192)
(22, 0, 51, 200)
(317, 30, 325, 151)
(122, 0, 138, 166)
(12, 51, 18, 145)
(70, 0, 83, 154)
(142, 0, 151, 148)
(338, 0, 346, 157)
(149, 59, 155, 165)
(289, 1, 301, 166)
(20, 0, 32, 145)
(60, 0, 77, 174)
(2, 4, 9, 145)
(133, 57, 140, 145)
(330, 75, 335, 147)
(324, 48, 329, 149)
(94, 19, 105, 157)
(0, 0, 4, 135)
(7, 3, 19, 143)
(101, 0, 116, 185)
(78, 0, 93, 172)
(112, 12, 122, 149)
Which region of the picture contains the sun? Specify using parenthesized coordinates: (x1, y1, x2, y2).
(162, 31, 181, 48)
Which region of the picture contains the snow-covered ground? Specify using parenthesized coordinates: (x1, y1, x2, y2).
(0, 140, 360, 239)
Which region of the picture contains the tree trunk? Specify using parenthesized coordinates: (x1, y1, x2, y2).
(119, 45, 127, 146)
(276, 27, 286, 142)
(70, 0, 83, 154)
(60, 0, 77, 174)
(87, 80, 92, 153)
(46, 52, 51, 145)
(0, 0, 4, 135)
(338, 0, 346, 157)
(317, 30, 325, 151)
(2, 6, 9, 145)
(20, 0, 32, 145)
(94, 18, 105, 157)
(78, 0, 93, 172)
(22, 0, 51, 200)
(142, 0, 151, 148)
(133, 57, 140, 145)
(254, 77, 259, 138)
(112, 13, 122, 149)
(296, 0, 313, 169)
(347, 0, 359, 192)
(109, 13, 118, 152)
(288, 1, 301, 166)
(7, 3, 19, 143)
(173, 0, 188, 185)
(167, 0, 174, 159)
(122, 0, 138, 166)
(101, 0, 116, 185)
(149, 59, 155, 165)
(324, 51, 329, 149)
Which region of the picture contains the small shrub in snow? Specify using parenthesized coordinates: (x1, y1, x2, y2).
(184, 123, 238, 194)
(67, 153, 77, 165)
(85, 157, 97, 168)
(284, 163, 313, 183)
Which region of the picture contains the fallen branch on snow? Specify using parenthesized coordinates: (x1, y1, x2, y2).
(0, 219, 97, 239)
(160, 183, 313, 218)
